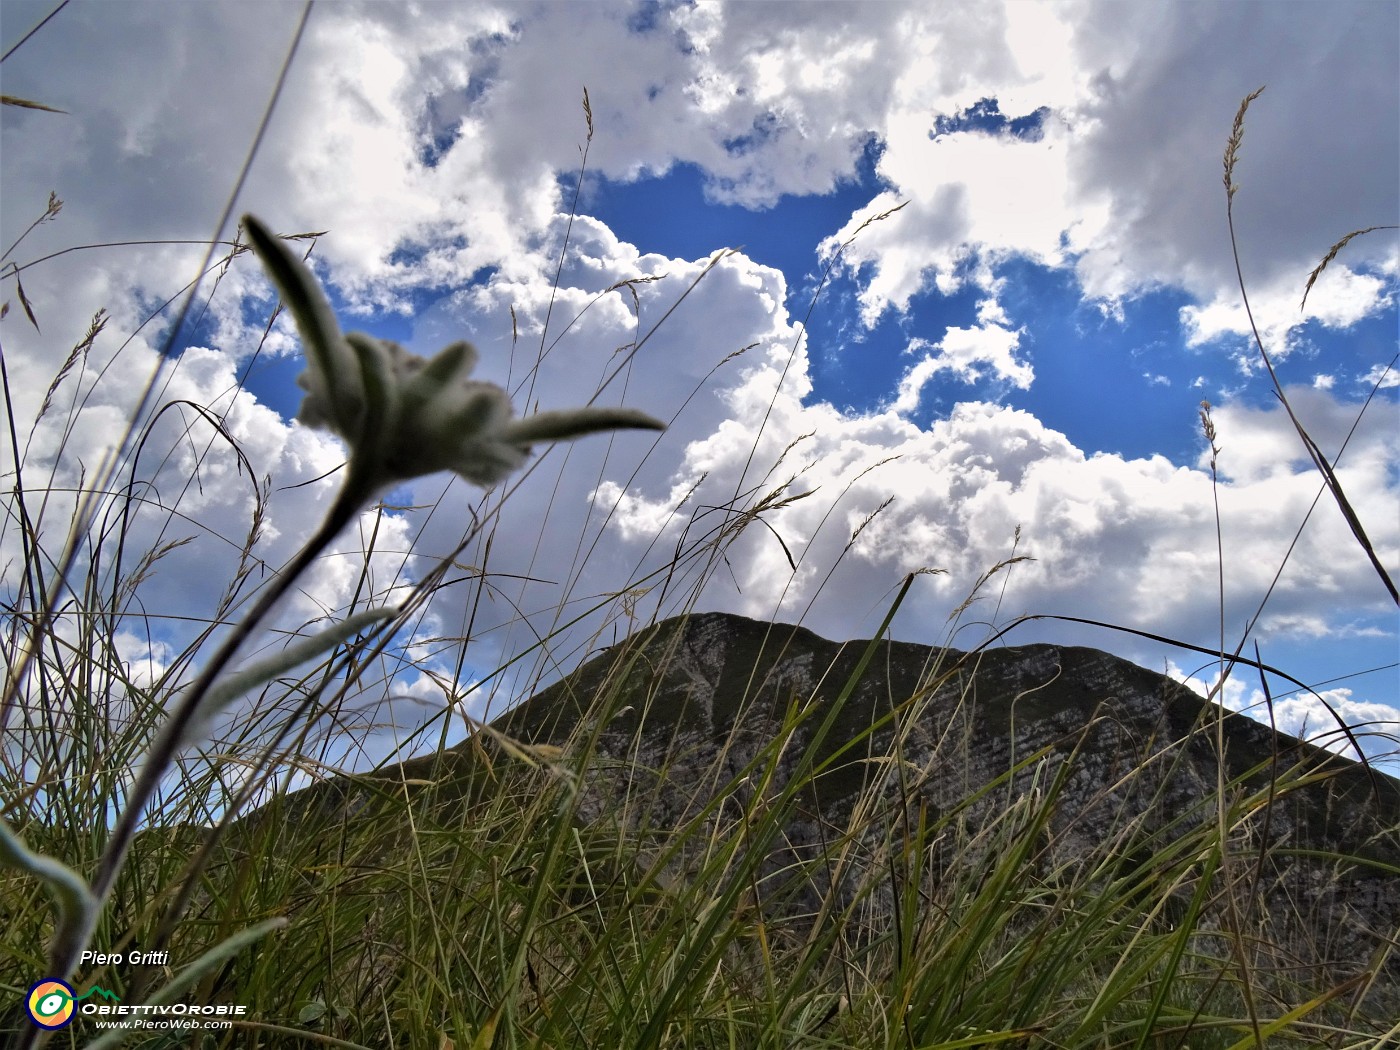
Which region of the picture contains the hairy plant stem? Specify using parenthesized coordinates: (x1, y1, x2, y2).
(50, 470, 373, 984)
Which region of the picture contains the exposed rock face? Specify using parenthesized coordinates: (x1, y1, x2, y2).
(487, 613, 1399, 990)
(297, 611, 1400, 1007)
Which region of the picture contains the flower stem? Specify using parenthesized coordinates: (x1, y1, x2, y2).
(51, 482, 365, 982)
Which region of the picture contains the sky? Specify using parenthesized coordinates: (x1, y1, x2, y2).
(1, 0, 1397, 780)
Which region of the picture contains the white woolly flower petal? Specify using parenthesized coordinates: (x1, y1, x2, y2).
(397, 340, 479, 404)
(445, 430, 532, 488)
(243, 215, 364, 439)
(386, 379, 517, 484)
(293, 368, 339, 432)
(342, 333, 403, 453)
(243, 213, 666, 492)
(502, 407, 669, 446)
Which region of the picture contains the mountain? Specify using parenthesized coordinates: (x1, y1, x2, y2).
(266, 611, 1400, 1015)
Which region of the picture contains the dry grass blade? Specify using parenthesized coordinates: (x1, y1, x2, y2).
(771, 427, 816, 473)
(1288, 404, 1397, 603)
(719, 341, 757, 366)
(1223, 85, 1265, 200)
(1223, 87, 1397, 607)
(1, 94, 67, 114)
(840, 199, 909, 252)
(34, 308, 106, 426)
(1301, 225, 1398, 312)
(1, 191, 63, 264)
(0, 0, 73, 63)
(604, 273, 664, 296)
(12, 269, 40, 331)
(946, 554, 1034, 620)
(847, 495, 894, 549)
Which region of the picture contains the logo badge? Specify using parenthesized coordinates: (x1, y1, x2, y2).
(26, 979, 76, 1029)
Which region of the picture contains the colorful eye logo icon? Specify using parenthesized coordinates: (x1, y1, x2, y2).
(27, 979, 76, 1029)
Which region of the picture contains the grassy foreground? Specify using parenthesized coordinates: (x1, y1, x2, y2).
(4, 604, 1398, 1048)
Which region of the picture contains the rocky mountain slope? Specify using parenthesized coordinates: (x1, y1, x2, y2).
(278, 611, 1400, 1009)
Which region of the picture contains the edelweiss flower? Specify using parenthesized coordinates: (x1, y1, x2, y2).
(242, 214, 665, 491)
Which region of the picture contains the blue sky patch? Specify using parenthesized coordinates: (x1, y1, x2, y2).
(931, 97, 1052, 142)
